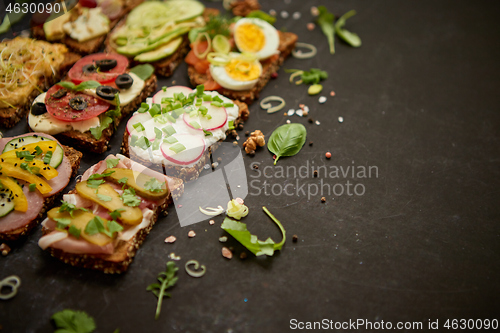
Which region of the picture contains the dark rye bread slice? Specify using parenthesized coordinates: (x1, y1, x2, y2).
(120, 100, 249, 181)
(103, 8, 219, 78)
(41, 173, 184, 274)
(188, 31, 299, 105)
(31, 0, 145, 55)
(0, 52, 81, 129)
(30, 74, 158, 154)
(0, 145, 82, 241)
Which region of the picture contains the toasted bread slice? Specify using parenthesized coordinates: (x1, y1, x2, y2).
(120, 100, 249, 181)
(187, 31, 298, 104)
(0, 145, 82, 241)
(31, 0, 145, 55)
(29, 74, 158, 154)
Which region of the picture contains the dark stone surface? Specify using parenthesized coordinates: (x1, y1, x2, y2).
(1, 0, 499, 332)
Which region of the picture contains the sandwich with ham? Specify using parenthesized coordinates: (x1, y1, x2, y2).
(0, 133, 82, 241)
(38, 154, 183, 273)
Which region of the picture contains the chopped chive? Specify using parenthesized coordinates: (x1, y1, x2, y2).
(211, 101, 222, 107)
(43, 151, 53, 164)
(162, 125, 176, 136)
(173, 108, 185, 116)
(154, 127, 163, 140)
(136, 136, 151, 150)
(189, 110, 198, 118)
(163, 136, 178, 144)
(149, 104, 161, 117)
(165, 113, 176, 123)
(34, 146, 43, 156)
(189, 121, 201, 129)
(202, 94, 212, 101)
(169, 143, 186, 154)
(213, 96, 223, 103)
(130, 134, 138, 147)
(223, 102, 234, 108)
(196, 85, 204, 96)
(162, 86, 167, 92)
(29, 183, 36, 192)
(137, 103, 149, 113)
(133, 123, 145, 132)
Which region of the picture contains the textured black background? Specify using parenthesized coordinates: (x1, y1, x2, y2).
(1, 0, 499, 332)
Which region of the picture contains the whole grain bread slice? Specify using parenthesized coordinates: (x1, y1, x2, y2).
(0, 52, 81, 129)
(187, 31, 298, 104)
(0, 145, 83, 241)
(29, 74, 158, 154)
(120, 100, 249, 181)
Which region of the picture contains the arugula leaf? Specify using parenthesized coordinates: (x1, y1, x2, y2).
(335, 10, 362, 47)
(57, 80, 101, 92)
(267, 123, 307, 165)
(121, 188, 141, 207)
(146, 261, 178, 320)
(144, 177, 165, 193)
(51, 309, 96, 333)
(130, 64, 155, 80)
(316, 6, 336, 54)
(106, 158, 120, 168)
(90, 115, 113, 140)
(97, 194, 112, 202)
(59, 201, 88, 218)
(300, 68, 328, 85)
(221, 207, 286, 256)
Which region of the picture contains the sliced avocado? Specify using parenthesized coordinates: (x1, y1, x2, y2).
(104, 168, 169, 201)
(43, 11, 72, 41)
(76, 181, 143, 225)
(134, 37, 183, 63)
(117, 26, 191, 56)
(48, 208, 113, 246)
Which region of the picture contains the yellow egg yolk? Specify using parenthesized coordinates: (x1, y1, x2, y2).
(225, 59, 261, 82)
(236, 23, 266, 53)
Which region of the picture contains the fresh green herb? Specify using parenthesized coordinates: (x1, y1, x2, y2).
(316, 6, 336, 54)
(203, 129, 213, 137)
(133, 123, 145, 132)
(129, 64, 155, 80)
(58, 201, 88, 218)
(169, 143, 186, 154)
(287, 68, 328, 85)
(211, 101, 222, 108)
(144, 177, 165, 193)
(97, 194, 112, 202)
(43, 150, 53, 165)
(189, 121, 201, 129)
(267, 123, 307, 165)
(136, 136, 151, 150)
(189, 15, 231, 42)
(163, 136, 178, 144)
(34, 146, 43, 156)
(57, 80, 102, 92)
(51, 309, 96, 333)
(165, 113, 176, 123)
(221, 207, 286, 256)
(154, 127, 163, 141)
(68, 225, 81, 239)
(228, 120, 235, 130)
(223, 102, 234, 108)
(88, 170, 115, 181)
(152, 140, 161, 151)
(121, 188, 141, 207)
(28, 183, 36, 192)
(109, 208, 125, 221)
(146, 261, 179, 320)
(149, 104, 161, 118)
(335, 10, 362, 47)
(54, 217, 71, 230)
(118, 177, 128, 186)
(202, 94, 212, 102)
(162, 86, 167, 92)
(84, 216, 104, 236)
(105, 94, 121, 119)
(90, 115, 113, 140)
(106, 158, 120, 169)
(246, 10, 276, 25)
(86, 179, 105, 189)
(107, 220, 124, 237)
(16, 150, 34, 159)
(130, 134, 139, 146)
(196, 85, 204, 97)
(137, 103, 150, 113)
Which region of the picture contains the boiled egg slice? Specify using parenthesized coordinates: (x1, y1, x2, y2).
(210, 53, 263, 91)
(233, 17, 280, 60)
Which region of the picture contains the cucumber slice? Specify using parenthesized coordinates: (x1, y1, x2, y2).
(2, 136, 64, 169)
(126, 1, 204, 27)
(0, 190, 15, 218)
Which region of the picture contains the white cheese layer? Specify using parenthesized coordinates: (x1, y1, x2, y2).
(83, 73, 145, 106)
(63, 8, 110, 42)
(28, 93, 100, 135)
(129, 91, 239, 167)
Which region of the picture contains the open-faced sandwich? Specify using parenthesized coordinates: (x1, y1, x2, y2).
(105, 0, 207, 77)
(0, 37, 80, 128)
(32, 0, 145, 55)
(38, 154, 183, 273)
(28, 53, 157, 153)
(186, 16, 298, 104)
(0, 133, 82, 241)
(120, 84, 249, 181)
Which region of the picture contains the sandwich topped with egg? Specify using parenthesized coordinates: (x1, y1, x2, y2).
(186, 17, 298, 104)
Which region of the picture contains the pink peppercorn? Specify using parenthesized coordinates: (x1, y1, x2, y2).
(325, 152, 332, 159)
(271, 72, 278, 79)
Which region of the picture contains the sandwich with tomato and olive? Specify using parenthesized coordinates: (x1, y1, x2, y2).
(28, 53, 157, 153)
(38, 154, 183, 273)
(0, 133, 82, 241)
(32, 0, 146, 55)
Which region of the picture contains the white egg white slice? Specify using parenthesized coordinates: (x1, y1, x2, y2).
(234, 17, 280, 60)
(209, 59, 262, 91)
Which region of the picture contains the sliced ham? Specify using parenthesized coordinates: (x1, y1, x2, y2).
(81, 154, 126, 181)
(43, 231, 115, 255)
(38, 231, 68, 250)
(62, 193, 93, 208)
(0, 183, 44, 233)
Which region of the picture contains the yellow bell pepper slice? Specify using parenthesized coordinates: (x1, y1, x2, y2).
(0, 141, 57, 159)
(0, 162, 52, 194)
(0, 158, 58, 180)
(0, 176, 28, 212)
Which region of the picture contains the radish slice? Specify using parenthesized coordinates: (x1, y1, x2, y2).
(160, 134, 205, 165)
(183, 102, 227, 131)
(152, 86, 194, 105)
(100, 0, 123, 20)
(126, 113, 156, 141)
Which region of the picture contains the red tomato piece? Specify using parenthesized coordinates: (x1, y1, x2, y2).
(45, 85, 110, 122)
(185, 50, 201, 66)
(194, 60, 210, 74)
(68, 53, 129, 84)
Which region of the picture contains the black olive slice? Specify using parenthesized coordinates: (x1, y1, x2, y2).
(31, 102, 47, 116)
(96, 86, 120, 100)
(95, 59, 117, 72)
(52, 89, 67, 99)
(69, 97, 88, 111)
(82, 64, 97, 75)
(115, 73, 133, 90)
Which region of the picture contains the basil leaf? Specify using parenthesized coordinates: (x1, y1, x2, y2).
(335, 10, 362, 47)
(56, 81, 76, 91)
(90, 115, 113, 140)
(267, 123, 307, 165)
(75, 80, 101, 91)
(130, 64, 154, 80)
(316, 6, 336, 54)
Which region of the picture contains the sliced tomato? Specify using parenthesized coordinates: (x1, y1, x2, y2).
(194, 60, 210, 74)
(185, 50, 200, 66)
(45, 85, 110, 122)
(68, 53, 129, 84)
(203, 78, 222, 91)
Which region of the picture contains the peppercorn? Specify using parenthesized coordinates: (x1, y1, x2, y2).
(292, 235, 298, 242)
(240, 252, 247, 259)
(309, 141, 313, 146)
(321, 197, 326, 203)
